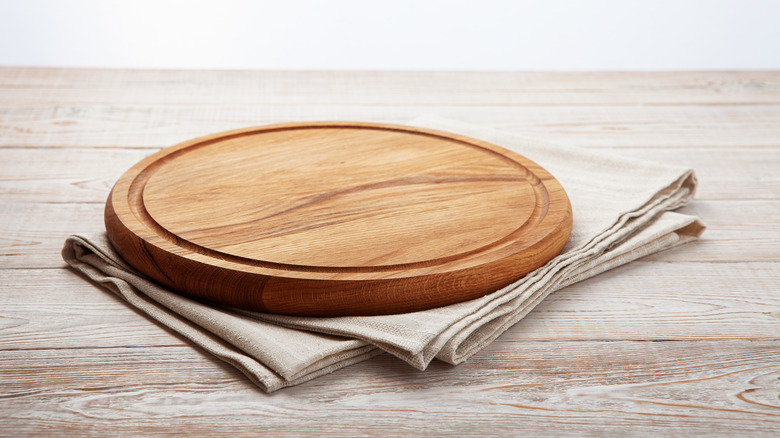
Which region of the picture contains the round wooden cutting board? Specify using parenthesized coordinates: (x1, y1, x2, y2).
(105, 122, 572, 316)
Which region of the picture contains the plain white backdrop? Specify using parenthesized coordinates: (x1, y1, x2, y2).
(0, 0, 778, 70)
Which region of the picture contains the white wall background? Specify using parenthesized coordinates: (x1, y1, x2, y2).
(1, 0, 778, 70)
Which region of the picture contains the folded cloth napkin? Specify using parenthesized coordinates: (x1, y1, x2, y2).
(62, 116, 705, 392)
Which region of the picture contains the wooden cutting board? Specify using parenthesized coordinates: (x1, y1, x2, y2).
(105, 122, 572, 316)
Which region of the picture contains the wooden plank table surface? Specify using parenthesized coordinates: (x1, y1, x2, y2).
(1, 68, 778, 436)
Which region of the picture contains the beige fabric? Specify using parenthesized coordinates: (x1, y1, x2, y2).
(62, 116, 705, 392)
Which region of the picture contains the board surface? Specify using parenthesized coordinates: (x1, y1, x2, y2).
(105, 122, 572, 315)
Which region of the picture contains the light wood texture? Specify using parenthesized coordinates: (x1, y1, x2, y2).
(3, 103, 779, 149)
(1, 262, 777, 351)
(1, 68, 778, 436)
(3, 146, 779, 204)
(4, 199, 777, 269)
(105, 122, 572, 315)
(2, 341, 778, 435)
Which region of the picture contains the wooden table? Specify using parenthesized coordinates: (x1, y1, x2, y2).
(1, 68, 778, 436)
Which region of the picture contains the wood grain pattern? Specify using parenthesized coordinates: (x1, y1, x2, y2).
(3, 103, 780, 149)
(1, 263, 777, 351)
(104, 122, 572, 315)
(2, 68, 779, 106)
(1, 341, 778, 436)
(3, 146, 779, 204)
(1, 68, 778, 436)
(4, 199, 778, 269)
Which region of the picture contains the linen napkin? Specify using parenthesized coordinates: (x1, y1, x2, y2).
(62, 116, 705, 392)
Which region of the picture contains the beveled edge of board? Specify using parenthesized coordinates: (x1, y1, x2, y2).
(105, 122, 572, 315)
(107, 121, 569, 278)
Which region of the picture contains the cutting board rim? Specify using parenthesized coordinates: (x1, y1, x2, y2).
(105, 121, 572, 315)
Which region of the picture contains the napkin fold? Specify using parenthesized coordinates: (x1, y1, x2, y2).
(62, 116, 705, 392)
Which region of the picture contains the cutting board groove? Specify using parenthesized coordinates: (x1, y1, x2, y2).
(105, 122, 572, 315)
